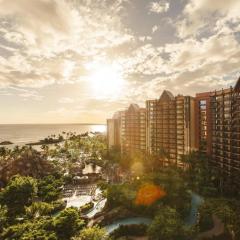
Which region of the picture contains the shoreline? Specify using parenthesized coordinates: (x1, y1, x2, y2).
(0, 141, 13, 146)
(0, 124, 106, 147)
(26, 139, 64, 146)
(0, 123, 106, 126)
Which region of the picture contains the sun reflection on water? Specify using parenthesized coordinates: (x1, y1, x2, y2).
(91, 125, 106, 133)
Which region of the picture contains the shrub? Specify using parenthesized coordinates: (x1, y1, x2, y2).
(80, 202, 94, 214)
(110, 224, 147, 238)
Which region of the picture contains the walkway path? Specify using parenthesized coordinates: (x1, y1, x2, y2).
(196, 214, 225, 240)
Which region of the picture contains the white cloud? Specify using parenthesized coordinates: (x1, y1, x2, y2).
(0, 0, 134, 88)
(115, 31, 240, 98)
(0, 0, 240, 123)
(139, 36, 152, 42)
(152, 25, 158, 33)
(177, 0, 240, 38)
(149, 1, 170, 14)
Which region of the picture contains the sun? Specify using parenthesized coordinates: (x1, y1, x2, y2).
(87, 62, 125, 98)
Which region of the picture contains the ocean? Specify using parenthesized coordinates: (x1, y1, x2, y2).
(0, 124, 106, 146)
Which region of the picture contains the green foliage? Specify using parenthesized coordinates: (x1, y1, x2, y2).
(1, 217, 57, 240)
(106, 184, 136, 210)
(0, 175, 37, 216)
(25, 200, 66, 219)
(50, 200, 67, 214)
(0, 147, 56, 184)
(74, 226, 109, 240)
(105, 146, 122, 164)
(1, 136, 239, 240)
(110, 224, 147, 238)
(53, 207, 84, 240)
(147, 206, 195, 240)
(0, 206, 8, 232)
(38, 175, 63, 202)
(147, 168, 191, 218)
(80, 202, 94, 214)
(199, 198, 238, 236)
(25, 202, 54, 219)
(1, 205, 83, 240)
(181, 152, 219, 196)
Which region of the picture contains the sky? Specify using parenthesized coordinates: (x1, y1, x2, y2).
(0, 0, 239, 124)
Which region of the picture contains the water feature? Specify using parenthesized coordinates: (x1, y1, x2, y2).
(186, 192, 204, 225)
(86, 199, 107, 218)
(104, 217, 152, 233)
(104, 192, 204, 234)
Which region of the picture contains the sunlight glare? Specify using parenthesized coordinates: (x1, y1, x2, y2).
(87, 62, 125, 98)
(91, 125, 106, 133)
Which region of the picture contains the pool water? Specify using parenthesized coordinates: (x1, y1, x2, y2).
(104, 217, 152, 233)
(104, 192, 204, 233)
(86, 199, 107, 218)
(186, 192, 204, 225)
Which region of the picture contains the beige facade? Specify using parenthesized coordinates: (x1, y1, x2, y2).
(107, 112, 122, 149)
(176, 95, 196, 162)
(146, 91, 196, 165)
(107, 105, 146, 154)
(121, 104, 146, 153)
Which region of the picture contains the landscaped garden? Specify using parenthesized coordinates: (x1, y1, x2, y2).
(0, 133, 239, 239)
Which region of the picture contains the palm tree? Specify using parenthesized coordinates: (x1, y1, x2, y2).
(157, 147, 170, 167)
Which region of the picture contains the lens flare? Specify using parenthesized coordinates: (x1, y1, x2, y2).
(135, 183, 166, 206)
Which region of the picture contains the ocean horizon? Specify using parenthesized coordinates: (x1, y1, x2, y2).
(0, 123, 106, 145)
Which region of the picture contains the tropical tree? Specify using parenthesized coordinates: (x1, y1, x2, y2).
(37, 175, 63, 202)
(0, 206, 8, 233)
(25, 202, 53, 219)
(0, 175, 37, 216)
(1, 218, 57, 240)
(147, 206, 195, 240)
(199, 198, 238, 238)
(0, 147, 55, 183)
(53, 207, 84, 240)
(74, 226, 109, 240)
(180, 151, 216, 194)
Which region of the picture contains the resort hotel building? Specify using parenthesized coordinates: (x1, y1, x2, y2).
(146, 91, 196, 166)
(107, 77, 240, 186)
(107, 104, 146, 154)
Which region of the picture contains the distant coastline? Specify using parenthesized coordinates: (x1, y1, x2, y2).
(0, 123, 106, 125)
(0, 141, 13, 145)
(0, 124, 106, 147)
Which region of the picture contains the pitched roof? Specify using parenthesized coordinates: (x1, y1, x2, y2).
(159, 90, 174, 101)
(112, 111, 121, 119)
(127, 104, 140, 112)
(234, 76, 240, 91)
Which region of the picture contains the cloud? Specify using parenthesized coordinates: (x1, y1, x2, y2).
(165, 33, 240, 74)
(0, 86, 43, 100)
(114, 31, 240, 98)
(0, 0, 240, 124)
(177, 0, 240, 38)
(45, 98, 127, 123)
(0, 0, 134, 88)
(149, 1, 170, 14)
(152, 25, 158, 33)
